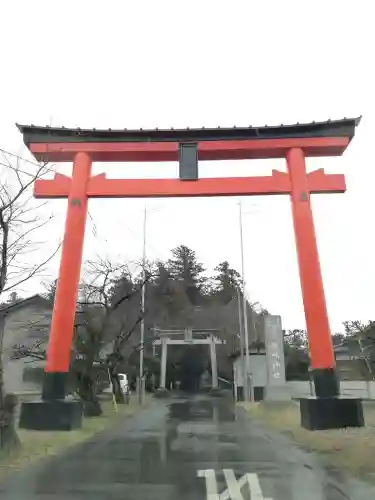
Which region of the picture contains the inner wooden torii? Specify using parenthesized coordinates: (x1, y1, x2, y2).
(16, 118, 364, 431)
(152, 328, 226, 392)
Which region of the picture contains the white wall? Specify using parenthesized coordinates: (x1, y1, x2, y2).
(233, 374, 375, 399)
(233, 354, 267, 387)
(2, 303, 49, 394)
(287, 380, 375, 399)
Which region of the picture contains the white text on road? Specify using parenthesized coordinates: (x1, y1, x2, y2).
(197, 469, 273, 500)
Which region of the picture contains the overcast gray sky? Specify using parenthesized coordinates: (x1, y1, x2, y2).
(1, 1, 374, 332)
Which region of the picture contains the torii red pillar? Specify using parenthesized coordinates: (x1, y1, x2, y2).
(42, 152, 92, 400)
(286, 148, 338, 397)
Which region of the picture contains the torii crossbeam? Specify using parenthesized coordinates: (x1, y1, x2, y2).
(16, 118, 364, 431)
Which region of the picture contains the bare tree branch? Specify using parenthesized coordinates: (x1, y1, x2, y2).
(113, 312, 144, 353)
(0, 151, 60, 424)
(1, 242, 61, 293)
(10, 340, 47, 361)
(0, 151, 58, 298)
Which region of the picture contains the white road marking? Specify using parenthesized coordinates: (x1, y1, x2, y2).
(221, 469, 245, 500)
(198, 469, 273, 500)
(197, 469, 220, 500)
(246, 473, 265, 500)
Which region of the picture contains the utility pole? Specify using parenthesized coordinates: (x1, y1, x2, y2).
(237, 288, 247, 402)
(239, 200, 253, 401)
(139, 205, 147, 403)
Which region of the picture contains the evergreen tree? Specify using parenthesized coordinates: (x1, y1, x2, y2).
(43, 279, 57, 305)
(167, 245, 206, 286)
(107, 271, 134, 308)
(154, 260, 172, 291)
(7, 291, 23, 304)
(166, 245, 206, 305)
(213, 261, 243, 304)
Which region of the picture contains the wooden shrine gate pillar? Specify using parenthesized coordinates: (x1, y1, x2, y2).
(286, 148, 339, 398)
(19, 152, 91, 430)
(44, 152, 92, 394)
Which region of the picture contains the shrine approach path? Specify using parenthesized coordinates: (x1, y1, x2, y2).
(1, 394, 375, 500)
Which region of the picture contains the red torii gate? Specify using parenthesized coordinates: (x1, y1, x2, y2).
(17, 119, 364, 430)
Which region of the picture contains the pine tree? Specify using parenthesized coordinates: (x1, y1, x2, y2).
(213, 261, 243, 304)
(167, 245, 206, 305)
(7, 291, 23, 304)
(154, 260, 171, 290)
(43, 279, 57, 305)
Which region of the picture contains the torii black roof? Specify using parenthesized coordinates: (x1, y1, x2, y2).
(16, 117, 361, 145)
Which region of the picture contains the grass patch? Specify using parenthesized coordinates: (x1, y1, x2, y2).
(0, 395, 152, 479)
(240, 400, 375, 483)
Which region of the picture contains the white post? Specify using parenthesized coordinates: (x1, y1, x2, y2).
(139, 205, 147, 403)
(237, 287, 247, 402)
(239, 200, 252, 401)
(212, 405, 219, 424)
(0, 312, 7, 404)
(160, 337, 168, 389)
(233, 362, 238, 401)
(136, 376, 140, 402)
(210, 335, 218, 389)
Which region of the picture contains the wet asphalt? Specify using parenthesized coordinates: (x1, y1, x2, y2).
(1, 393, 375, 499)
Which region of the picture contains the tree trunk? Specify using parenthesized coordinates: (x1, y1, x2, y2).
(110, 374, 125, 404)
(0, 394, 20, 454)
(75, 368, 102, 417)
(0, 315, 20, 453)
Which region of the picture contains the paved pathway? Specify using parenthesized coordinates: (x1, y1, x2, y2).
(1, 394, 375, 499)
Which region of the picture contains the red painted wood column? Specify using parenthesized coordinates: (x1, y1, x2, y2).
(43, 152, 92, 400)
(286, 147, 339, 398)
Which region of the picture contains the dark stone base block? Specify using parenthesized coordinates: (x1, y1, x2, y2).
(155, 388, 170, 398)
(235, 387, 264, 402)
(311, 367, 340, 398)
(19, 398, 83, 431)
(209, 387, 225, 397)
(82, 400, 102, 417)
(254, 387, 264, 402)
(300, 396, 364, 430)
(42, 371, 68, 400)
(236, 386, 244, 402)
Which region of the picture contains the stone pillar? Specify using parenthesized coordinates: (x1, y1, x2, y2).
(184, 327, 193, 342)
(264, 315, 290, 400)
(160, 337, 168, 389)
(209, 335, 218, 389)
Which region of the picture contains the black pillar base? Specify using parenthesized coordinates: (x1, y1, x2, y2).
(209, 387, 225, 397)
(236, 387, 244, 402)
(41, 371, 69, 400)
(311, 367, 340, 398)
(301, 368, 364, 430)
(254, 387, 265, 401)
(300, 396, 364, 430)
(19, 398, 83, 431)
(155, 388, 170, 398)
(19, 371, 83, 431)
